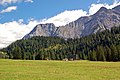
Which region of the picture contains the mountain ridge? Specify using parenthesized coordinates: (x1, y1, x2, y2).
(23, 5, 120, 39)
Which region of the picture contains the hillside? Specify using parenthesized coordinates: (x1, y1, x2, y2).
(1, 26, 120, 61)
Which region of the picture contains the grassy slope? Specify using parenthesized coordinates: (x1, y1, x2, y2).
(0, 59, 120, 80)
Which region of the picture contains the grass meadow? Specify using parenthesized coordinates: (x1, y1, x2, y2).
(0, 59, 120, 80)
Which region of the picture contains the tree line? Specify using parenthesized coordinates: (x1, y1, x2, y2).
(1, 26, 120, 61)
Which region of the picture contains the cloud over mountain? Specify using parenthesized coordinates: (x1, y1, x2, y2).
(41, 10, 87, 27)
(0, 19, 40, 48)
(89, 0, 120, 15)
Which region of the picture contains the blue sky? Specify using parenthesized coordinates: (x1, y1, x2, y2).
(0, 0, 120, 48)
(0, 0, 116, 23)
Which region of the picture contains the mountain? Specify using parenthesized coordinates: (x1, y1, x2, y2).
(23, 5, 120, 39)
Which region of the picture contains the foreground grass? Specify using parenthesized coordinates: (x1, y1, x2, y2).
(0, 59, 120, 80)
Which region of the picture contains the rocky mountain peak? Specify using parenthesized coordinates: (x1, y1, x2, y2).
(98, 7, 108, 12)
(23, 23, 56, 39)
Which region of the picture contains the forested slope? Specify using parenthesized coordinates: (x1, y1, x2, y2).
(1, 26, 120, 61)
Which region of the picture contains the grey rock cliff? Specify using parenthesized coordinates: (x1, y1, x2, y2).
(23, 5, 120, 39)
(23, 23, 56, 39)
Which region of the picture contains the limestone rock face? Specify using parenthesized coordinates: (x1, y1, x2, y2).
(23, 23, 56, 39)
(23, 5, 120, 39)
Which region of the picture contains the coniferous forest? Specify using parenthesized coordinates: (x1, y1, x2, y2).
(1, 26, 120, 61)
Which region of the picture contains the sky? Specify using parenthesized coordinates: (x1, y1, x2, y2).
(0, 0, 120, 48)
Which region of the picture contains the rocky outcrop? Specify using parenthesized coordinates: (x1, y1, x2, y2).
(23, 23, 56, 39)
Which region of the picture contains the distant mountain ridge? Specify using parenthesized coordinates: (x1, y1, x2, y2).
(23, 5, 120, 39)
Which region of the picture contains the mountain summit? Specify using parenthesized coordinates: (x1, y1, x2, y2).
(23, 5, 120, 39)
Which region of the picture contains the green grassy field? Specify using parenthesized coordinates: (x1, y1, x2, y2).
(0, 59, 120, 80)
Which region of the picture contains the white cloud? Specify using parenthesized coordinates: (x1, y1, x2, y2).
(0, 6, 17, 13)
(0, 0, 33, 5)
(0, 19, 40, 48)
(24, 0, 33, 3)
(41, 10, 87, 27)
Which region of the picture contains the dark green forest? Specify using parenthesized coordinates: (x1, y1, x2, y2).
(1, 26, 120, 61)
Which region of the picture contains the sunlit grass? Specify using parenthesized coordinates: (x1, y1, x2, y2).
(0, 59, 120, 80)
